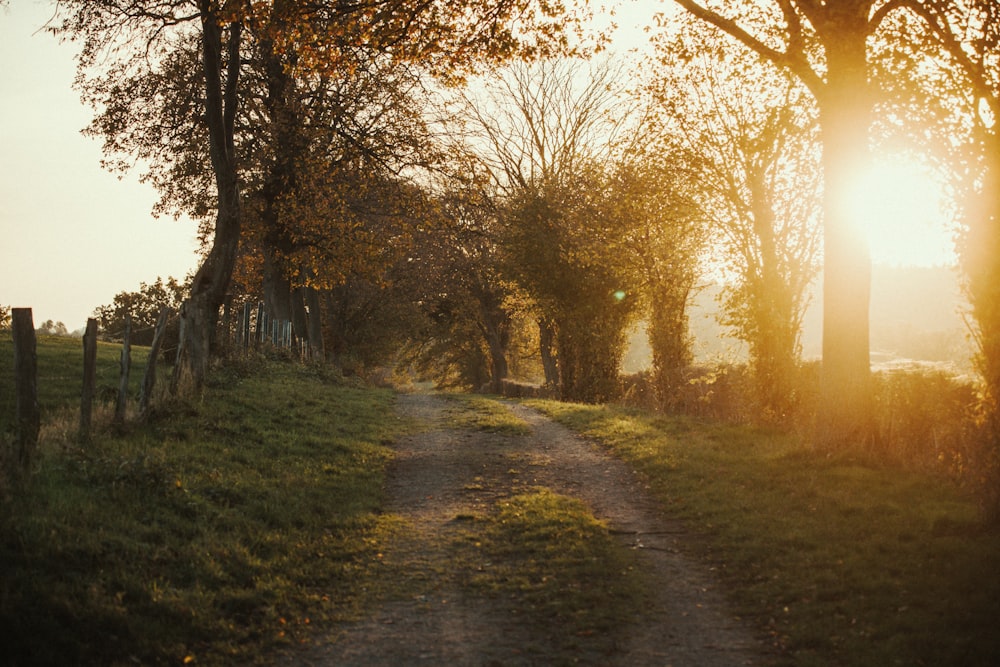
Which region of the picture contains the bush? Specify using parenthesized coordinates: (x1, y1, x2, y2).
(872, 368, 980, 474)
(623, 362, 986, 481)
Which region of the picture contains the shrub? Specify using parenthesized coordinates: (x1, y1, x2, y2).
(872, 368, 980, 475)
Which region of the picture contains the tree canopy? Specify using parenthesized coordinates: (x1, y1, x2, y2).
(43, 0, 1000, 517)
(647, 13, 821, 420)
(54, 0, 592, 388)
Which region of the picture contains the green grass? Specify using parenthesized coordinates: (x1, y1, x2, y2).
(467, 488, 648, 654)
(526, 399, 1000, 666)
(0, 333, 154, 434)
(6, 335, 998, 665)
(1, 359, 401, 666)
(441, 393, 532, 435)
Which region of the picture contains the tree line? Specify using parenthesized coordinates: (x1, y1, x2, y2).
(41, 1, 1000, 519)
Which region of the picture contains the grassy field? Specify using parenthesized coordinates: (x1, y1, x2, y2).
(526, 399, 1000, 666)
(0, 334, 152, 434)
(2, 335, 999, 665)
(1, 345, 401, 665)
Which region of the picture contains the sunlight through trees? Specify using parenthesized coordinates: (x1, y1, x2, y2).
(37, 0, 1000, 518)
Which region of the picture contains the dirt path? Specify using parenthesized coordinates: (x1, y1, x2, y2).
(292, 393, 765, 666)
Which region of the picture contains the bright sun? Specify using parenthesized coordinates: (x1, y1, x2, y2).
(847, 157, 956, 267)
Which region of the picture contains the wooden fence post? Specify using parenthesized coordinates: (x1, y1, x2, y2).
(80, 318, 98, 440)
(114, 313, 132, 424)
(255, 302, 265, 346)
(140, 307, 171, 417)
(221, 298, 231, 348)
(241, 302, 251, 353)
(12, 308, 39, 472)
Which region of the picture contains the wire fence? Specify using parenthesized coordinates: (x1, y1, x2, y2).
(223, 300, 316, 361)
(4, 300, 320, 475)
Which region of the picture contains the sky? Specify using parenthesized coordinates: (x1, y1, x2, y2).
(0, 1, 200, 331)
(0, 0, 957, 331)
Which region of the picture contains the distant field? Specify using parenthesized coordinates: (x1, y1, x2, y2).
(0, 333, 153, 433)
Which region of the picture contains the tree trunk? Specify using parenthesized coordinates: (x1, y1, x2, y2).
(291, 285, 310, 354)
(262, 246, 294, 324)
(304, 285, 326, 361)
(485, 335, 509, 394)
(670, 0, 876, 444)
(746, 157, 801, 422)
(258, 0, 307, 349)
(961, 135, 1000, 520)
(814, 18, 874, 448)
(477, 289, 511, 394)
(649, 281, 693, 412)
(12, 308, 39, 471)
(174, 6, 243, 391)
(538, 316, 559, 388)
(175, 187, 241, 390)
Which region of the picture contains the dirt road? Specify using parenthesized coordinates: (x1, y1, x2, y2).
(292, 393, 765, 666)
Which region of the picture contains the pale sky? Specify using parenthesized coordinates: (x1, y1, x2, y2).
(0, 0, 200, 331)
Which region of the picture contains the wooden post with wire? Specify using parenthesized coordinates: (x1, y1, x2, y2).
(80, 318, 98, 441)
(11, 308, 39, 473)
(114, 313, 132, 424)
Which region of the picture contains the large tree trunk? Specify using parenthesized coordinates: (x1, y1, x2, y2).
(966, 138, 1000, 418)
(174, 5, 242, 391)
(304, 285, 326, 360)
(538, 316, 559, 388)
(476, 287, 511, 394)
(670, 0, 876, 446)
(962, 135, 1000, 520)
(290, 285, 310, 352)
(262, 245, 294, 323)
(815, 15, 874, 448)
(257, 0, 307, 346)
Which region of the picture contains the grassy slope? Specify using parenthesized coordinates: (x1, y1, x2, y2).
(526, 399, 1000, 667)
(3, 335, 998, 665)
(1, 352, 400, 666)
